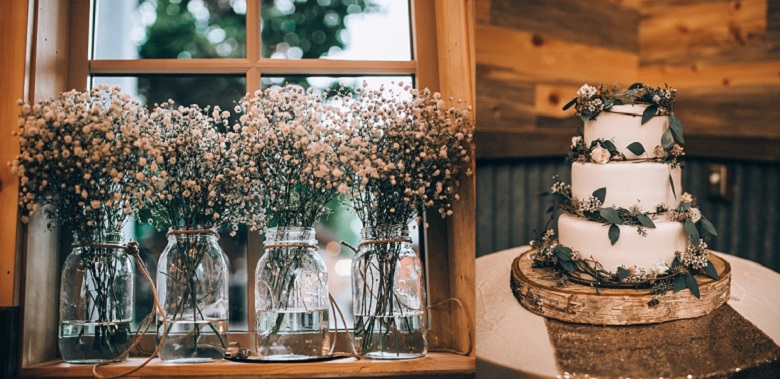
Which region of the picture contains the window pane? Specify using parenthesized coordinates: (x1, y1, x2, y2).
(93, 0, 247, 59)
(91, 75, 249, 331)
(261, 0, 411, 61)
(259, 75, 418, 328)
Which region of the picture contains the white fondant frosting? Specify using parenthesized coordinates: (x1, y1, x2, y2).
(584, 104, 669, 159)
(558, 212, 687, 274)
(571, 162, 682, 211)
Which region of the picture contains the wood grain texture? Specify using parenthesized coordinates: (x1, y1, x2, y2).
(511, 250, 732, 325)
(489, 0, 640, 52)
(639, 61, 780, 88)
(476, 24, 639, 85)
(475, 65, 535, 129)
(674, 85, 780, 139)
(435, 0, 476, 356)
(0, 0, 27, 308)
(20, 353, 475, 378)
(639, 0, 773, 66)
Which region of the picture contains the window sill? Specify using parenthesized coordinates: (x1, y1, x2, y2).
(21, 352, 475, 378)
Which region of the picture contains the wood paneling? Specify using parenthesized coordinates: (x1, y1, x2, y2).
(489, 0, 640, 52)
(640, 0, 772, 66)
(476, 0, 780, 161)
(476, 24, 638, 85)
(639, 61, 780, 88)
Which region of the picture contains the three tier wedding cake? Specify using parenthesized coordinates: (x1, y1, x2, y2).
(530, 83, 720, 297)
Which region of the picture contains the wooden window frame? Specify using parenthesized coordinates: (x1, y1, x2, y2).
(3, 0, 475, 377)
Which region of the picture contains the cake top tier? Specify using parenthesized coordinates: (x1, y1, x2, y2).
(563, 83, 678, 123)
(564, 83, 686, 165)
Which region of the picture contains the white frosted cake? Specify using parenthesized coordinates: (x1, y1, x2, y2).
(531, 84, 718, 290)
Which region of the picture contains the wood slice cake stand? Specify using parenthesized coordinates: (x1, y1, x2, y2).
(510, 249, 731, 325)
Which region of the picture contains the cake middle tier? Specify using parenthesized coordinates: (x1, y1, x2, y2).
(571, 162, 682, 211)
(558, 212, 687, 275)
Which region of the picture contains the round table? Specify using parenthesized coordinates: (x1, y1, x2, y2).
(476, 246, 780, 378)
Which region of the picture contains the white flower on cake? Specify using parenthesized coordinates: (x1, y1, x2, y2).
(571, 136, 582, 148)
(577, 84, 597, 99)
(650, 259, 670, 276)
(652, 94, 661, 103)
(680, 192, 693, 204)
(689, 207, 702, 222)
(589, 144, 610, 164)
(653, 145, 668, 159)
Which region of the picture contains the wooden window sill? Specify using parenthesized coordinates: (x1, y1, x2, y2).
(21, 352, 475, 378)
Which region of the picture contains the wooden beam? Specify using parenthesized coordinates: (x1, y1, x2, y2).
(0, 0, 28, 308)
(435, 0, 476, 357)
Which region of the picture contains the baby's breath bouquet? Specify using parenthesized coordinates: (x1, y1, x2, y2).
(138, 101, 263, 362)
(345, 82, 474, 358)
(10, 85, 145, 362)
(233, 84, 347, 359)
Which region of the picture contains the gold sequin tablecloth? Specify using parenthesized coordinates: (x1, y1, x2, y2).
(476, 246, 780, 379)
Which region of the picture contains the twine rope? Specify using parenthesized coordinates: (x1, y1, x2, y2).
(166, 229, 218, 237)
(262, 243, 318, 250)
(340, 240, 472, 357)
(92, 242, 168, 379)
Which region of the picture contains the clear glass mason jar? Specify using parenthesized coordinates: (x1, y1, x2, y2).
(255, 226, 331, 360)
(156, 228, 229, 363)
(352, 224, 427, 359)
(59, 231, 133, 363)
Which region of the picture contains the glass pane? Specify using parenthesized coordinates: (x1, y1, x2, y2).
(93, 0, 247, 59)
(261, 0, 411, 61)
(91, 75, 249, 330)
(259, 75, 418, 328)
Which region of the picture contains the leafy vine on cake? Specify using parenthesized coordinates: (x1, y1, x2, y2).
(533, 180, 719, 298)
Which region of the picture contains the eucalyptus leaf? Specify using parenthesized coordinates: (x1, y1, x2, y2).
(546, 206, 555, 214)
(681, 202, 692, 211)
(701, 217, 719, 237)
(672, 274, 686, 292)
(642, 104, 659, 124)
(628, 83, 643, 90)
(684, 219, 700, 242)
(617, 267, 631, 281)
(626, 142, 646, 156)
(600, 208, 623, 224)
(563, 98, 577, 111)
(608, 224, 620, 246)
(672, 256, 681, 269)
(601, 139, 617, 152)
(669, 174, 677, 200)
(592, 187, 607, 204)
(669, 115, 685, 144)
(703, 260, 719, 280)
(661, 129, 674, 150)
(637, 213, 656, 228)
(685, 273, 701, 299)
(580, 110, 593, 122)
(559, 259, 576, 272)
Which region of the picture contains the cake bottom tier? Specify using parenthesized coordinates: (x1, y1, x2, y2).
(558, 212, 687, 274)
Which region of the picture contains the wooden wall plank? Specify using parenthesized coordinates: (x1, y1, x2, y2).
(639, 61, 780, 88)
(0, 0, 28, 308)
(489, 0, 640, 52)
(475, 66, 535, 129)
(476, 24, 639, 85)
(476, 0, 491, 24)
(534, 84, 581, 119)
(640, 0, 774, 66)
(675, 85, 780, 139)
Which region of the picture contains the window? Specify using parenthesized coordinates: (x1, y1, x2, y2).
(12, 0, 475, 375)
